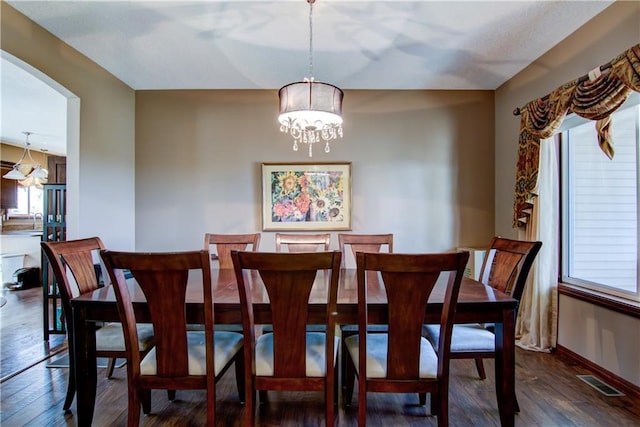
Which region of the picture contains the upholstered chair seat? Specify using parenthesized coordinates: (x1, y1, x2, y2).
(140, 331, 243, 376)
(345, 334, 437, 379)
(423, 324, 495, 352)
(255, 332, 339, 377)
(96, 323, 154, 352)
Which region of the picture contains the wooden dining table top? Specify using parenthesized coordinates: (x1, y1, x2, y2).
(72, 268, 517, 324)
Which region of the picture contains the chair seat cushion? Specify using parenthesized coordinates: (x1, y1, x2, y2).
(423, 323, 495, 352)
(140, 331, 243, 376)
(344, 333, 437, 379)
(255, 332, 339, 377)
(96, 322, 155, 352)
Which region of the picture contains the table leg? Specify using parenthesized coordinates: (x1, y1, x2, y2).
(72, 306, 97, 426)
(494, 308, 515, 427)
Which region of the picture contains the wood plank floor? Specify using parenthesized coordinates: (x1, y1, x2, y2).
(2, 287, 639, 426)
(0, 285, 66, 380)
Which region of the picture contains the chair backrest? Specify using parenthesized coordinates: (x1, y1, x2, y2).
(338, 233, 393, 268)
(275, 233, 331, 253)
(100, 249, 213, 381)
(204, 233, 261, 268)
(41, 237, 105, 330)
(478, 237, 542, 302)
(356, 251, 468, 380)
(231, 250, 341, 378)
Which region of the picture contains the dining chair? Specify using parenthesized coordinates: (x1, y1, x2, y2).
(41, 237, 155, 413)
(203, 233, 261, 333)
(271, 232, 331, 334)
(343, 251, 469, 427)
(337, 233, 393, 388)
(275, 232, 331, 252)
(422, 236, 542, 411)
(338, 233, 393, 268)
(204, 232, 261, 268)
(100, 249, 244, 426)
(231, 250, 342, 427)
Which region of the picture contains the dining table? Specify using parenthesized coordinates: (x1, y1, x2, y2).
(70, 268, 518, 426)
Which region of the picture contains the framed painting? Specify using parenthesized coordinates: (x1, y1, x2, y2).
(262, 162, 352, 231)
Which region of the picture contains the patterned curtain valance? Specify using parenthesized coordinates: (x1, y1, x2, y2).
(513, 43, 640, 228)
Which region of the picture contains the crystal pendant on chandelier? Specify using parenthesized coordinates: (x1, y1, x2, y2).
(278, 0, 344, 157)
(279, 78, 343, 157)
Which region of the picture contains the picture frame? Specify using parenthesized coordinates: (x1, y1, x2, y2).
(262, 162, 352, 231)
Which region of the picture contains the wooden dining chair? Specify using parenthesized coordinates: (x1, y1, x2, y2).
(422, 236, 541, 411)
(203, 233, 262, 333)
(338, 233, 393, 268)
(337, 233, 393, 388)
(100, 249, 244, 426)
(41, 237, 155, 413)
(275, 232, 331, 252)
(343, 251, 469, 427)
(231, 250, 342, 427)
(271, 232, 331, 334)
(204, 232, 261, 268)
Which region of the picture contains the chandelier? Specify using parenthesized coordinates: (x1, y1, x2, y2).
(278, 0, 344, 157)
(3, 131, 49, 187)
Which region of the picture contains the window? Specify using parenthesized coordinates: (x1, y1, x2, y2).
(561, 100, 640, 301)
(8, 185, 43, 217)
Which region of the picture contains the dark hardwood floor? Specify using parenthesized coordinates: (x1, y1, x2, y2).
(1, 287, 639, 426)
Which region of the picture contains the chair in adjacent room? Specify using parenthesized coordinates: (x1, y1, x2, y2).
(275, 232, 331, 252)
(343, 251, 468, 426)
(337, 233, 394, 387)
(231, 250, 342, 427)
(100, 249, 244, 426)
(41, 237, 156, 413)
(204, 232, 261, 268)
(422, 236, 542, 410)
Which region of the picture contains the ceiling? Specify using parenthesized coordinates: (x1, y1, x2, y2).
(1, 0, 615, 156)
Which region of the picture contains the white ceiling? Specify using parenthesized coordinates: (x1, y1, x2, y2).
(1, 0, 615, 155)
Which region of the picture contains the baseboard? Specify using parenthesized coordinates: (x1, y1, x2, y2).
(556, 344, 640, 400)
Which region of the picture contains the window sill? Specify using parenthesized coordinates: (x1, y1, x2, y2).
(558, 283, 640, 320)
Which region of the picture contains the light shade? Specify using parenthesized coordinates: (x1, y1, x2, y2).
(278, 80, 344, 157)
(2, 132, 49, 185)
(29, 165, 49, 179)
(3, 167, 27, 180)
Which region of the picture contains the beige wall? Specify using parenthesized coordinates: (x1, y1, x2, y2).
(1, 2, 136, 250)
(1, 143, 48, 165)
(495, 1, 640, 387)
(135, 89, 495, 257)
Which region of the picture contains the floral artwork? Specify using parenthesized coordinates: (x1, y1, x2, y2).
(262, 163, 351, 231)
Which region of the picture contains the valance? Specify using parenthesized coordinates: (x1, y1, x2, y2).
(514, 44, 640, 227)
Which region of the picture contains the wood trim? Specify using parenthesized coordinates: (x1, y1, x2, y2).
(558, 283, 640, 320)
(556, 344, 640, 400)
(1, 161, 18, 210)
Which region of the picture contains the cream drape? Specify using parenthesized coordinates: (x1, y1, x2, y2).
(516, 138, 558, 352)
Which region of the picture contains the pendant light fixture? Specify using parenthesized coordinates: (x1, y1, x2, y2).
(3, 131, 49, 185)
(278, 0, 344, 157)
